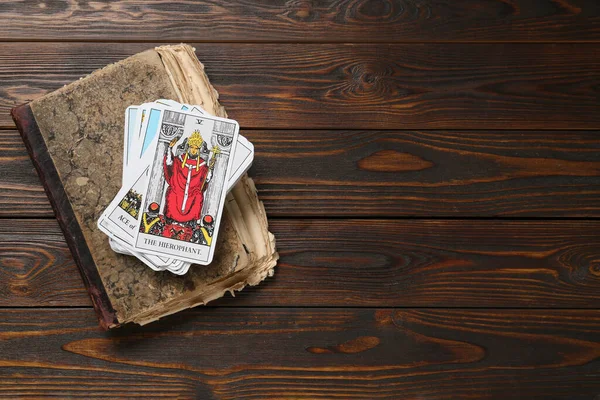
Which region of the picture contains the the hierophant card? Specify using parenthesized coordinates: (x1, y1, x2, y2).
(133, 108, 240, 265)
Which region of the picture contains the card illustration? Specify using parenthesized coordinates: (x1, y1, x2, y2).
(134, 109, 238, 264)
(118, 188, 142, 219)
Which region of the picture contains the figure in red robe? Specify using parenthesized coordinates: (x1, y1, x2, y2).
(163, 132, 212, 223)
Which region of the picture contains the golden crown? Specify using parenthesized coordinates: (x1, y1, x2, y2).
(188, 131, 204, 147)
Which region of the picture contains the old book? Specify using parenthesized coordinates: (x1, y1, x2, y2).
(11, 44, 278, 329)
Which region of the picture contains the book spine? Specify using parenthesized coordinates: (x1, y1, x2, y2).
(11, 104, 119, 330)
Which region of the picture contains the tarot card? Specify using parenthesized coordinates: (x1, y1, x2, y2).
(228, 135, 254, 187)
(133, 108, 239, 265)
(122, 106, 138, 183)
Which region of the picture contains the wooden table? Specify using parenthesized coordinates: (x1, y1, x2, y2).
(1, 1, 599, 399)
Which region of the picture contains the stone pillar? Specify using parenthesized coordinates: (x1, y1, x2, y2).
(201, 121, 235, 218)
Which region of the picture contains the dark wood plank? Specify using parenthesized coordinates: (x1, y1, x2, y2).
(0, 0, 599, 42)
(249, 129, 600, 217)
(0, 130, 50, 216)
(2, 218, 600, 308)
(4, 129, 600, 218)
(1, 43, 599, 129)
(0, 219, 87, 306)
(0, 308, 598, 399)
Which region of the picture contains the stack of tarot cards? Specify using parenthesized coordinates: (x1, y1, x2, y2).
(97, 99, 254, 274)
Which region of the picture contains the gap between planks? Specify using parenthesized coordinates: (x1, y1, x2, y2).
(1, 306, 599, 310)
(0, 39, 599, 44)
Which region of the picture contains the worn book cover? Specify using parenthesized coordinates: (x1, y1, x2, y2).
(11, 44, 278, 329)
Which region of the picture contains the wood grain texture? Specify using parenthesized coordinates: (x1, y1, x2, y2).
(0, 219, 88, 306)
(0, 0, 600, 42)
(0, 3, 597, 398)
(249, 129, 600, 216)
(0, 0, 598, 42)
(3, 129, 600, 218)
(0, 130, 50, 216)
(3, 218, 600, 308)
(1, 42, 599, 129)
(0, 308, 598, 399)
